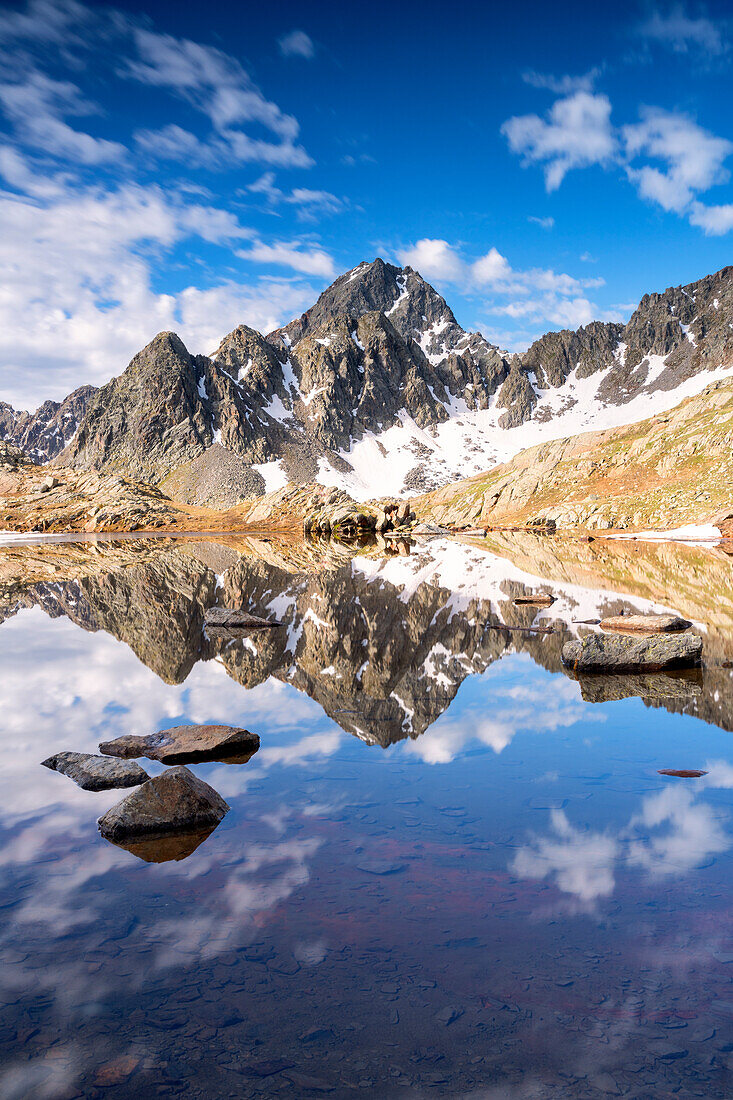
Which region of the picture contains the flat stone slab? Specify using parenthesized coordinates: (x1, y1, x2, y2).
(99, 724, 260, 764)
(98, 766, 229, 841)
(204, 608, 280, 629)
(41, 751, 149, 791)
(600, 613, 693, 634)
(513, 594, 555, 606)
(562, 632, 702, 674)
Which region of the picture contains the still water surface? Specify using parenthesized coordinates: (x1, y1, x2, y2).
(0, 533, 731, 1098)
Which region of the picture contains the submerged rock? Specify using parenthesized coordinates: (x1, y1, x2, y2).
(562, 632, 703, 673)
(98, 766, 229, 840)
(41, 751, 148, 791)
(600, 613, 693, 634)
(99, 724, 260, 764)
(204, 608, 281, 629)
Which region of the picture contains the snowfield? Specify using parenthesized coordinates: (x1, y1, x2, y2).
(317, 359, 733, 500)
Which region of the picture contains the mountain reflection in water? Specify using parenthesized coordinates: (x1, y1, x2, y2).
(0, 532, 732, 1098)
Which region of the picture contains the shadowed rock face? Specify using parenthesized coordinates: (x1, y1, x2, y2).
(2, 533, 733, 745)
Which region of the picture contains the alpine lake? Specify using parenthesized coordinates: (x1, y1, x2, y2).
(0, 529, 731, 1099)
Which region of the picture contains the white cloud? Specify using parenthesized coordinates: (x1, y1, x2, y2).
(278, 29, 315, 59)
(504, 87, 733, 234)
(247, 171, 344, 218)
(527, 215, 554, 229)
(688, 200, 733, 234)
(0, 72, 126, 165)
(502, 91, 617, 191)
(396, 237, 605, 336)
(639, 5, 726, 55)
(522, 68, 601, 94)
(0, 168, 322, 408)
(396, 237, 465, 283)
(126, 29, 312, 169)
(237, 240, 337, 278)
(623, 108, 733, 213)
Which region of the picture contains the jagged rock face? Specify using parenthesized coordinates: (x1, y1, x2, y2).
(0, 385, 96, 464)
(45, 259, 733, 500)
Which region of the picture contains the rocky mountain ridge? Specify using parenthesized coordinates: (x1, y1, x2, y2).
(1, 385, 96, 463)
(24, 258, 733, 502)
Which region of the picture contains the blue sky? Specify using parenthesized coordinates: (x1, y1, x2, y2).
(1, 0, 733, 408)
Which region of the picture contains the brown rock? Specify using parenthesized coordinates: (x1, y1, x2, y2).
(204, 608, 281, 629)
(98, 766, 229, 840)
(658, 769, 708, 779)
(513, 594, 555, 606)
(600, 613, 693, 634)
(99, 724, 260, 764)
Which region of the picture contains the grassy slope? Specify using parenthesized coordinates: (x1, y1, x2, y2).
(416, 378, 733, 531)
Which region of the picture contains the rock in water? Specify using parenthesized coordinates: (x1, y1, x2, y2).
(41, 751, 149, 791)
(99, 724, 260, 764)
(98, 766, 229, 840)
(204, 608, 281, 629)
(562, 632, 702, 673)
(600, 613, 693, 634)
(658, 769, 708, 779)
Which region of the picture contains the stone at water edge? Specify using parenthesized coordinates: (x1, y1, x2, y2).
(600, 613, 693, 634)
(41, 751, 149, 791)
(561, 632, 703, 673)
(99, 724, 260, 764)
(98, 766, 230, 841)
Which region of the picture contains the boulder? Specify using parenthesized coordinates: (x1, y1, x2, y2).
(395, 500, 411, 526)
(98, 766, 229, 841)
(375, 509, 390, 533)
(99, 724, 260, 764)
(514, 594, 555, 606)
(204, 608, 280, 629)
(600, 613, 693, 634)
(562, 632, 702, 673)
(41, 751, 149, 791)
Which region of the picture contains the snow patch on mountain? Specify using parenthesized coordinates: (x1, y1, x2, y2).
(320, 359, 733, 500)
